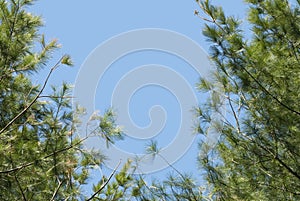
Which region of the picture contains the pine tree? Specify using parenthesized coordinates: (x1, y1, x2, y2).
(195, 0, 300, 200)
(0, 1, 122, 200)
(0, 1, 204, 200)
(3, 0, 299, 200)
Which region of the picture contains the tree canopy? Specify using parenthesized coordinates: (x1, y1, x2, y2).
(0, 0, 299, 200)
(195, 0, 300, 200)
(0, 0, 120, 200)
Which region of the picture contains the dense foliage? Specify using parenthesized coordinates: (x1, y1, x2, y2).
(0, 1, 121, 200)
(196, 0, 300, 200)
(1, 0, 299, 200)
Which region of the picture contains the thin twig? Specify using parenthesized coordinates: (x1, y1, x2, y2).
(38, 95, 75, 99)
(157, 154, 198, 201)
(86, 160, 122, 201)
(235, 127, 300, 181)
(15, 174, 27, 201)
(50, 179, 64, 201)
(227, 94, 241, 134)
(242, 61, 300, 116)
(0, 56, 64, 135)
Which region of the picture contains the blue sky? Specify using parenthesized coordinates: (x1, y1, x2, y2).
(30, 0, 248, 193)
(30, 0, 247, 85)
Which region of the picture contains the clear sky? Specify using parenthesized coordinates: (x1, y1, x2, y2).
(30, 0, 249, 193)
(30, 0, 248, 85)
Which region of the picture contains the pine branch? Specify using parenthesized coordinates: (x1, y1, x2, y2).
(227, 94, 241, 133)
(238, 129, 300, 181)
(86, 160, 122, 201)
(240, 59, 300, 116)
(14, 174, 27, 201)
(0, 135, 89, 174)
(0, 56, 65, 135)
(157, 154, 199, 201)
(197, 0, 300, 116)
(50, 179, 64, 201)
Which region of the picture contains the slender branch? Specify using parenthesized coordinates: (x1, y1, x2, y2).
(256, 138, 300, 181)
(196, 1, 226, 32)
(86, 160, 122, 201)
(274, 155, 300, 181)
(15, 174, 27, 201)
(9, 0, 20, 39)
(0, 135, 89, 174)
(50, 179, 64, 201)
(227, 94, 241, 133)
(238, 130, 300, 181)
(157, 154, 199, 201)
(0, 56, 64, 135)
(63, 196, 71, 201)
(38, 95, 75, 99)
(158, 154, 185, 180)
(240, 60, 300, 116)
(0, 3, 10, 29)
(195, 13, 215, 24)
(137, 175, 167, 201)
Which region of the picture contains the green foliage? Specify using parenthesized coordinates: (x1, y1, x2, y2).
(196, 0, 300, 200)
(90, 163, 204, 201)
(3, 0, 299, 200)
(0, 1, 123, 200)
(0, 1, 207, 200)
(90, 160, 133, 201)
